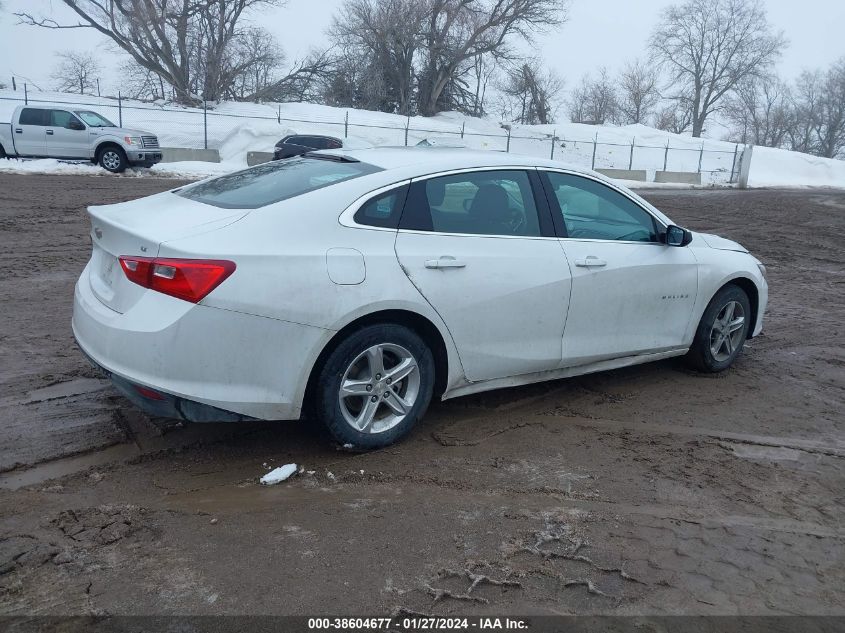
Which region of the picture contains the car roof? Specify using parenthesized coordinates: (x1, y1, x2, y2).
(313, 146, 596, 177)
(303, 147, 673, 226)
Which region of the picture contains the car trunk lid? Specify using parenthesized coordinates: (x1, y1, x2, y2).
(86, 191, 247, 313)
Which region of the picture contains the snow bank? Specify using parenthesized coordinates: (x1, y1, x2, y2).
(0, 157, 226, 179)
(747, 146, 845, 188)
(2, 88, 843, 188)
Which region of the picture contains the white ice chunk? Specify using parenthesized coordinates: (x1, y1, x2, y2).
(260, 463, 297, 485)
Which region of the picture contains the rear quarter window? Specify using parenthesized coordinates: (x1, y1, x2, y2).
(19, 108, 49, 126)
(176, 156, 382, 209)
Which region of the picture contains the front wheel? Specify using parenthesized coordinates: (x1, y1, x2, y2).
(314, 324, 435, 449)
(686, 285, 751, 372)
(98, 147, 127, 173)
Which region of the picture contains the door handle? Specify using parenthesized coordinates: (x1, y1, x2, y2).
(15, 128, 22, 134)
(575, 256, 607, 267)
(46, 130, 54, 135)
(425, 256, 467, 269)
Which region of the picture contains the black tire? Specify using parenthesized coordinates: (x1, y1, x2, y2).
(686, 284, 752, 372)
(98, 146, 127, 173)
(0, 144, 6, 159)
(314, 324, 435, 449)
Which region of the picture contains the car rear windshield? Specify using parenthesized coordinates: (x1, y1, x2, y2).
(176, 156, 382, 209)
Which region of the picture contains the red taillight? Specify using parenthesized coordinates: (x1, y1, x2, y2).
(118, 256, 235, 303)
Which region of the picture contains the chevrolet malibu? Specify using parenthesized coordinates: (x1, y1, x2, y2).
(73, 149, 768, 448)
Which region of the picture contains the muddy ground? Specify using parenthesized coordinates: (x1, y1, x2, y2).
(0, 174, 843, 616)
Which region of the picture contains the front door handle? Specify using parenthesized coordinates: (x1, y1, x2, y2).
(575, 256, 607, 267)
(46, 129, 54, 135)
(425, 256, 467, 269)
(15, 128, 22, 134)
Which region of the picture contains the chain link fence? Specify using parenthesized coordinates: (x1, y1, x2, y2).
(1, 88, 743, 184)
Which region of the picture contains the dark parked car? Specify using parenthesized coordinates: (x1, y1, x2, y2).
(273, 134, 343, 160)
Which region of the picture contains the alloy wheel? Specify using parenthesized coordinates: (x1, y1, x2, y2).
(102, 151, 121, 171)
(338, 343, 421, 434)
(709, 300, 746, 362)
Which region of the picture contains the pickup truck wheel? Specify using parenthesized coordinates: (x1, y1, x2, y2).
(0, 144, 6, 159)
(98, 147, 127, 173)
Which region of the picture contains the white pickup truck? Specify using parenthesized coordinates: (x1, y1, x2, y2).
(0, 105, 162, 173)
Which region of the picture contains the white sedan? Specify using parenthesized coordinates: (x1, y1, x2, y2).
(73, 148, 768, 448)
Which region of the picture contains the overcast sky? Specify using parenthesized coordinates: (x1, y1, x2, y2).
(1, 0, 843, 97)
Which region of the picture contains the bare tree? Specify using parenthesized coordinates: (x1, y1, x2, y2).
(788, 70, 823, 154)
(223, 27, 285, 100)
(567, 68, 617, 124)
(50, 50, 101, 95)
(322, 49, 390, 111)
(468, 52, 497, 117)
(328, 0, 428, 115)
(787, 60, 845, 158)
(120, 59, 169, 101)
(650, 0, 786, 137)
(617, 59, 660, 124)
(654, 99, 694, 134)
(417, 0, 568, 116)
(499, 59, 561, 124)
(813, 58, 845, 159)
(17, 0, 284, 104)
(724, 76, 791, 147)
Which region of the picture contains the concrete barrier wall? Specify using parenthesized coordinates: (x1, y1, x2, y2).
(160, 147, 221, 163)
(655, 171, 701, 185)
(247, 151, 274, 166)
(595, 169, 647, 181)
(738, 145, 753, 189)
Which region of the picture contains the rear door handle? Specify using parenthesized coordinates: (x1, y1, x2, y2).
(575, 256, 607, 267)
(425, 256, 467, 269)
(15, 128, 22, 134)
(46, 129, 54, 135)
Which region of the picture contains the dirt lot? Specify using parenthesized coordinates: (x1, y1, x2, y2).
(0, 173, 843, 617)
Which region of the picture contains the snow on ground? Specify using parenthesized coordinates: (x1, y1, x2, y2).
(0, 156, 229, 179)
(1, 89, 843, 187)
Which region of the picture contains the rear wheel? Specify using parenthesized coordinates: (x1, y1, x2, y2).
(0, 144, 6, 159)
(314, 324, 435, 449)
(98, 146, 127, 173)
(686, 284, 751, 372)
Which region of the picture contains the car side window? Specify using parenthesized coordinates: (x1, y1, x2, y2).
(19, 108, 49, 126)
(354, 185, 409, 229)
(294, 136, 321, 149)
(401, 170, 542, 237)
(50, 110, 81, 128)
(543, 172, 659, 242)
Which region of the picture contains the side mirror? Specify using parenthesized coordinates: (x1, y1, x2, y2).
(68, 120, 85, 131)
(665, 225, 692, 247)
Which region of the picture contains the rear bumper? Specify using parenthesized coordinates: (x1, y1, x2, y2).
(72, 262, 331, 421)
(79, 347, 253, 422)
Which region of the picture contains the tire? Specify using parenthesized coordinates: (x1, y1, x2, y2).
(0, 144, 6, 159)
(314, 324, 435, 449)
(98, 146, 127, 173)
(686, 284, 752, 372)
